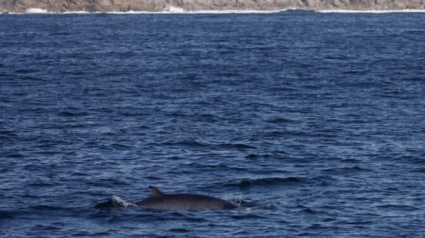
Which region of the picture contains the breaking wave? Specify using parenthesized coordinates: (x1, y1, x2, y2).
(25, 8, 49, 14)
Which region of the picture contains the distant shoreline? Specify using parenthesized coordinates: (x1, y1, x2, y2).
(2, 7, 425, 15)
(1, 0, 424, 14)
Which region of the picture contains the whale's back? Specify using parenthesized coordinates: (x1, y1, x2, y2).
(136, 186, 238, 210)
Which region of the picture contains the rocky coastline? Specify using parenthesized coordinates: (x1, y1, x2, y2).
(1, 0, 424, 13)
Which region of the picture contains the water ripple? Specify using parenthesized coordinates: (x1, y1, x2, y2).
(1, 12, 425, 238)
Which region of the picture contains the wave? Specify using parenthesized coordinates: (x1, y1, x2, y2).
(162, 7, 296, 14)
(0, 211, 15, 220)
(7, 7, 296, 15)
(223, 175, 336, 189)
(232, 177, 307, 188)
(317, 9, 425, 13)
(155, 141, 256, 150)
(25, 8, 49, 13)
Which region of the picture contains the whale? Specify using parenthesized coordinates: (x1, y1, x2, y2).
(136, 186, 238, 210)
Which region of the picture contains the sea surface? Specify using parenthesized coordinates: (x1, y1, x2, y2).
(1, 11, 425, 237)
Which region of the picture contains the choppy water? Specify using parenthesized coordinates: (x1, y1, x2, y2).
(1, 11, 425, 237)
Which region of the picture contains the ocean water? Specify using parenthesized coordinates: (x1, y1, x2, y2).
(1, 11, 425, 237)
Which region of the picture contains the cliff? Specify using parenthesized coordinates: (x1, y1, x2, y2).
(1, 0, 424, 13)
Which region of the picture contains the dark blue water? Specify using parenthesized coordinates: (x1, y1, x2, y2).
(1, 11, 425, 237)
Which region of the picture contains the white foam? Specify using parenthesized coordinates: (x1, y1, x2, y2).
(171, 8, 292, 14)
(104, 9, 289, 14)
(166, 6, 185, 13)
(227, 193, 243, 206)
(317, 9, 425, 13)
(62, 11, 93, 14)
(110, 195, 136, 207)
(25, 8, 49, 14)
(177, 8, 297, 14)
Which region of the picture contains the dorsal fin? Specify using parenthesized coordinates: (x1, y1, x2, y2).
(148, 186, 164, 197)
